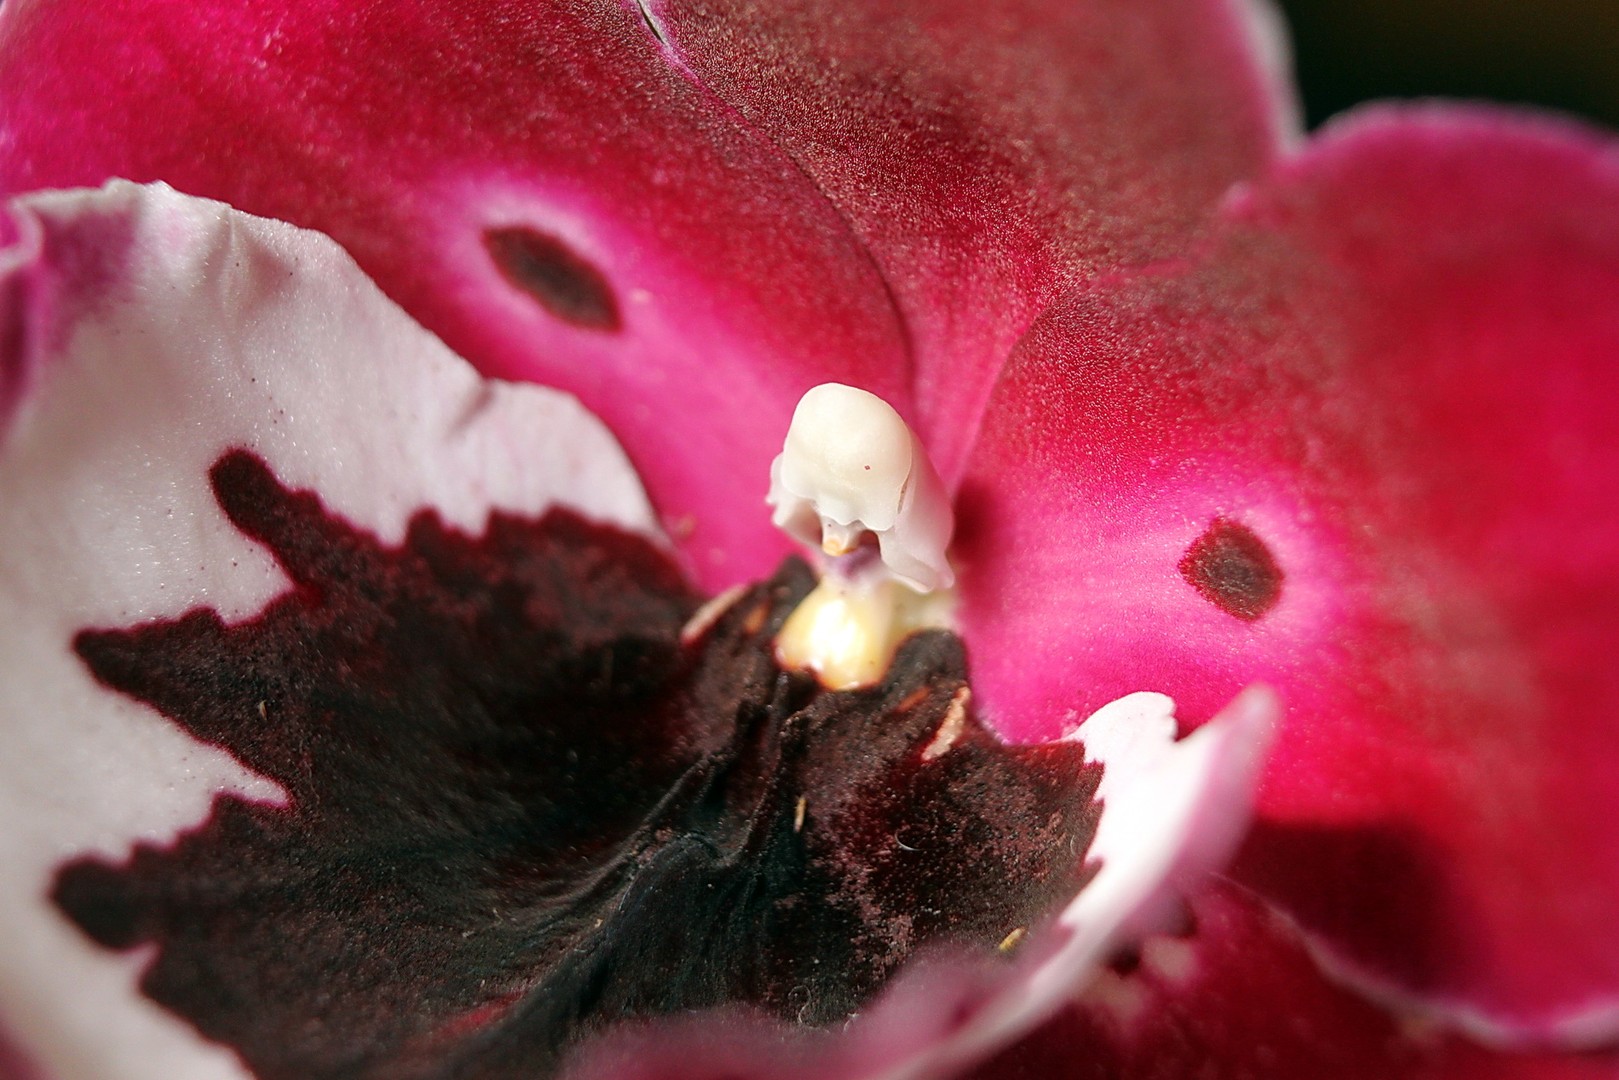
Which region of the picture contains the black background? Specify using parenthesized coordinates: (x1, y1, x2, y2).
(1278, 0, 1619, 129)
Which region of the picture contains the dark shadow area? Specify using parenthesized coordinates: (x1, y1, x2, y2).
(1233, 820, 1472, 994)
(1277, 0, 1619, 128)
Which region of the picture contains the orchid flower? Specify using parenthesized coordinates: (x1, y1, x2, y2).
(1, 1, 1616, 1079)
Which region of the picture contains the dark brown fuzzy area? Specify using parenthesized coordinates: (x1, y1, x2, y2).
(1179, 517, 1284, 621)
(55, 449, 1101, 1080)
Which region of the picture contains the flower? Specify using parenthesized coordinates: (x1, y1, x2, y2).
(2, 1, 1618, 1079)
(0, 176, 1273, 1080)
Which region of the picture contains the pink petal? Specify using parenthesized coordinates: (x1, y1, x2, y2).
(969, 882, 1619, 1080)
(647, 0, 1297, 482)
(0, 0, 917, 590)
(956, 106, 1619, 1038)
(1, 0, 1296, 545)
(0, 180, 657, 1078)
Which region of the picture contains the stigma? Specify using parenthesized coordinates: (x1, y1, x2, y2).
(766, 383, 956, 689)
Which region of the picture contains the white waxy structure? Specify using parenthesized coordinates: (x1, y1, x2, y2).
(767, 383, 957, 690)
(766, 383, 954, 593)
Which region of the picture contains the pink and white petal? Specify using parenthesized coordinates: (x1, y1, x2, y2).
(0, 181, 657, 1079)
(648, 0, 1299, 481)
(969, 882, 1619, 1080)
(956, 106, 1619, 1038)
(1047, 688, 1276, 951)
(0, 0, 914, 590)
(563, 687, 1275, 1080)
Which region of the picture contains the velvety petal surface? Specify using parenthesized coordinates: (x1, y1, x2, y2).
(969, 883, 1619, 1080)
(648, 0, 1297, 481)
(0, 0, 917, 589)
(561, 689, 1275, 1080)
(0, 180, 658, 1079)
(956, 107, 1619, 1038)
(2, 0, 1296, 526)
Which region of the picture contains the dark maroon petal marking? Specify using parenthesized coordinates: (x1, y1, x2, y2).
(484, 226, 621, 331)
(1178, 518, 1283, 621)
(53, 450, 1100, 1080)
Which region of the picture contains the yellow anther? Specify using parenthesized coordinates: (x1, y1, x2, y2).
(820, 522, 861, 557)
(775, 578, 901, 690)
(774, 576, 954, 691)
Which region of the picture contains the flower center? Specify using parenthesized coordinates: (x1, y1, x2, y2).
(766, 384, 957, 689)
(53, 450, 1105, 1079)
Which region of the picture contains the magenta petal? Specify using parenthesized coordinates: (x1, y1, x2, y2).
(970, 883, 1619, 1080)
(957, 107, 1619, 1036)
(648, 0, 1296, 481)
(0, 0, 915, 590)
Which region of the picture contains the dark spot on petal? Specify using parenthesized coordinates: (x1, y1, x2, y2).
(54, 451, 1102, 1080)
(484, 226, 621, 331)
(1108, 948, 1142, 976)
(1179, 518, 1283, 621)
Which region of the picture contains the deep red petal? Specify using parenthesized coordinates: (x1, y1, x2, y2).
(0, 0, 916, 590)
(957, 107, 1619, 1035)
(648, 0, 1295, 481)
(970, 883, 1619, 1080)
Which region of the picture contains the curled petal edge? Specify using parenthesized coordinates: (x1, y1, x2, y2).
(568, 686, 1279, 1080)
(876, 686, 1281, 1080)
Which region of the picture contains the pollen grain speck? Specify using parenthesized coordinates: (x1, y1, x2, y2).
(680, 584, 748, 646)
(920, 686, 972, 762)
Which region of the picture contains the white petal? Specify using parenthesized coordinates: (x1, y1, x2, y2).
(0, 181, 657, 1080)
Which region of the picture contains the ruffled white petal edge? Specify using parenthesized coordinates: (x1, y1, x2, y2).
(565, 688, 1278, 1080)
(0, 181, 658, 1080)
(854, 687, 1278, 1080)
